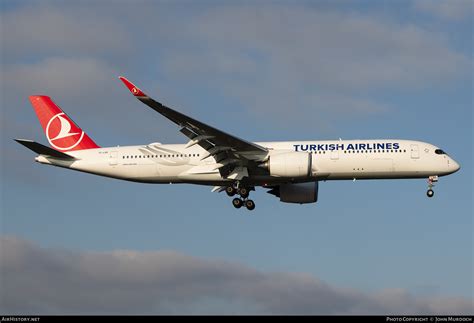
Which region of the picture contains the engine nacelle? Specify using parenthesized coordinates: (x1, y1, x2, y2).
(267, 152, 312, 178)
(268, 182, 319, 204)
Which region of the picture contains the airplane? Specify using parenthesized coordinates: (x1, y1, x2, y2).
(15, 77, 461, 211)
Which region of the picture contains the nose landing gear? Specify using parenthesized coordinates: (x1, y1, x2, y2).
(426, 175, 438, 198)
(427, 189, 434, 198)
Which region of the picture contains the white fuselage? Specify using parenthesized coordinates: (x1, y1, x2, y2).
(35, 139, 460, 185)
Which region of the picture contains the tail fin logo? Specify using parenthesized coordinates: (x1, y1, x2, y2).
(46, 113, 85, 150)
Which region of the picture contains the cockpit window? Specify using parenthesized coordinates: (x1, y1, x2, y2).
(435, 149, 446, 155)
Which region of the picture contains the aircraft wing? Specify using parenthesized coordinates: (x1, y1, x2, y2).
(119, 77, 268, 178)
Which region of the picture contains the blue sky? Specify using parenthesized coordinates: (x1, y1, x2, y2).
(1, 0, 472, 314)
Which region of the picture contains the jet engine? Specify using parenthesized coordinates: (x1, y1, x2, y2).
(265, 152, 312, 178)
(268, 182, 319, 204)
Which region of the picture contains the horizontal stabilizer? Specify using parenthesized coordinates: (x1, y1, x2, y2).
(15, 139, 76, 160)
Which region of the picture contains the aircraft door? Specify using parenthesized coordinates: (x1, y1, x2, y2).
(109, 151, 118, 165)
(410, 144, 419, 159)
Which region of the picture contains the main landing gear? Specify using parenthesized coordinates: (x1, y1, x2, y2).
(227, 184, 255, 211)
(426, 175, 438, 198)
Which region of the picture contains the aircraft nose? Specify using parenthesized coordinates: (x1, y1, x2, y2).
(451, 159, 461, 173)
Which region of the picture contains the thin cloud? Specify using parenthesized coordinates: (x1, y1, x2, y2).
(157, 5, 470, 125)
(162, 5, 470, 89)
(0, 4, 132, 59)
(413, 0, 473, 21)
(1, 2, 471, 128)
(1, 236, 472, 315)
(3, 57, 116, 99)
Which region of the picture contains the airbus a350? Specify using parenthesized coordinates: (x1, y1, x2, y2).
(16, 77, 460, 210)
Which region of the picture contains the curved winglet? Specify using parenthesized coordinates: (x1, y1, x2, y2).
(118, 76, 147, 97)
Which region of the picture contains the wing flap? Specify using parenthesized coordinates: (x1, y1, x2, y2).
(184, 165, 221, 175)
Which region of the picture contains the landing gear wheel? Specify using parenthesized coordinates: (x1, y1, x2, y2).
(226, 186, 236, 197)
(238, 187, 249, 198)
(232, 198, 243, 208)
(427, 189, 434, 198)
(245, 199, 255, 211)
